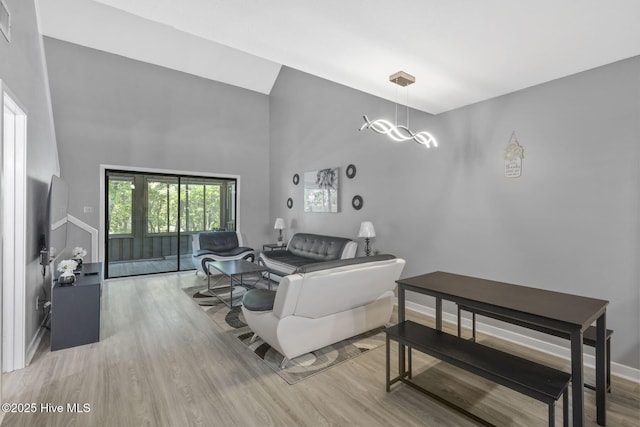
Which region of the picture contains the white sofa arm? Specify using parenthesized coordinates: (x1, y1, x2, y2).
(235, 231, 244, 246)
(272, 274, 303, 319)
(341, 241, 358, 259)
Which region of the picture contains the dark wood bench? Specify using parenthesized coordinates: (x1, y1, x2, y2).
(386, 321, 570, 427)
(456, 305, 613, 391)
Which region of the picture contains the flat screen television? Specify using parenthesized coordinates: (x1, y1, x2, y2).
(48, 175, 69, 262)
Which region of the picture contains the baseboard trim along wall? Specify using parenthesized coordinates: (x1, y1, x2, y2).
(26, 324, 47, 367)
(402, 301, 640, 384)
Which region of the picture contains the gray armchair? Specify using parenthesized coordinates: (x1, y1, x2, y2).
(192, 231, 255, 275)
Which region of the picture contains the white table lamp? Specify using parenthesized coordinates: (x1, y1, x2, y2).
(357, 221, 376, 256)
(274, 218, 285, 244)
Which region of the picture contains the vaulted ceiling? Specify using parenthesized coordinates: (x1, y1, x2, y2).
(37, 0, 640, 114)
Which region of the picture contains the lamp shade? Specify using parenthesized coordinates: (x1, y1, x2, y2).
(274, 218, 285, 230)
(357, 221, 376, 238)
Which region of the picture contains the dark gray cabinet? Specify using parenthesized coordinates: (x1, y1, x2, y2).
(51, 262, 102, 351)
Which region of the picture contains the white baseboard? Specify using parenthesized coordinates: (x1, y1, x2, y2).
(25, 324, 47, 367)
(402, 300, 640, 384)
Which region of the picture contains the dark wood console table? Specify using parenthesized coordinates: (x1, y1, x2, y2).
(51, 262, 102, 351)
(396, 271, 608, 426)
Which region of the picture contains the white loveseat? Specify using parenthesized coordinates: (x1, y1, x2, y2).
(241, 254, 406, 367)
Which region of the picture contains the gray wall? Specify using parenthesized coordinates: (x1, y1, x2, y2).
(41, 36, 639, 369)
(269, 61, 640, 369)
(0, 0, 60, 363)
(43, 38, 272, 254)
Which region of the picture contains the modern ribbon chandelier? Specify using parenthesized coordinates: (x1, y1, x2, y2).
(360, 71, 438, 149)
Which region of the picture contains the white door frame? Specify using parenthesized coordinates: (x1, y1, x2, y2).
(1, 81, 28, 372)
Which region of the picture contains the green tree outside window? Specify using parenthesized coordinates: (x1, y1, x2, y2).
(108, 178, 133, 235)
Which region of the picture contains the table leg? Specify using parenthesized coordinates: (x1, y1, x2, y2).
(596, 313, 607, 426)
(385, 333, 390, 392)
(570, 329, 585, 426)
(398, 286, 406, 378)
(206, 262, 211, 291)
(397, 341, 404, 381)
(436, 297, 443, 331)
(398, 286, 405, 322)
(231, 273, 235, 305)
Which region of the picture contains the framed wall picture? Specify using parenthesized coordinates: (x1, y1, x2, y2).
(303, 167, 339, 213)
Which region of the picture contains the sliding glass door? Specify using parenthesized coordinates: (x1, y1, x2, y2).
(105, 170, 237, 278)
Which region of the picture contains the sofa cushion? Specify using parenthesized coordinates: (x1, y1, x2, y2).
(287, 233, 350, 262)
(296, 254, 396, 274)
(263, 251, 312, 268)
(243, 289, 277, 312)
(199, 231, 239, 252)
(258, 251, 309, 277)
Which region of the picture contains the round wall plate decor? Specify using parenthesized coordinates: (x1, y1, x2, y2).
(293, 174, 299, 185)
(346, 164, 356, 179)
(352, 195, 363, 210)
(287, 198, 293, 209)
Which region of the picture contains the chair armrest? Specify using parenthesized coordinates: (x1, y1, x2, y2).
(341, 241, 358, 259)
(193, 247, 254, 258)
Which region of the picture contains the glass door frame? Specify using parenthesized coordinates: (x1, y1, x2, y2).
(100, 165, 240, 279)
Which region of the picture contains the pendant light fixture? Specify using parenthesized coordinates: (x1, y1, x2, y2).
(360, 71, 438, 149)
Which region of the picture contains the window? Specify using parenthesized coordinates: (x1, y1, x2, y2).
(180, 181, 222, 232)
(146, 179, 179, 234)
(107, 176, 133, 235)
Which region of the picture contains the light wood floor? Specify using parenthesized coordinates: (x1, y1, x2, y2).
(2, 274, 639, 426)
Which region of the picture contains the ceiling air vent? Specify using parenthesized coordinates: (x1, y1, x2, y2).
(0, 0, 10, 42)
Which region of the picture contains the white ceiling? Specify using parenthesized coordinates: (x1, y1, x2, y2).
(37, 0, 640, 114)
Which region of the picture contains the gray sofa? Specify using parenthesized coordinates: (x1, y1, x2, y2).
(258, 233, 358, 281)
